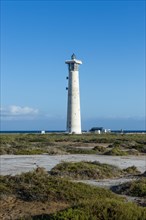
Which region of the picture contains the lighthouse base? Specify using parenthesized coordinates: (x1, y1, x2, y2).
(68, 131, 82, 135)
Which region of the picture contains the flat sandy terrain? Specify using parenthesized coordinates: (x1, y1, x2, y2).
(1, 154, 145, 175)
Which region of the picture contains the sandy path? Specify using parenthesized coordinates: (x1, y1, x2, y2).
(75, 177, 138, 188)
(0, 154, 145, 175)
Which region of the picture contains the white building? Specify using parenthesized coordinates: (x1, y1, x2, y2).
(65, 54, 82, 134)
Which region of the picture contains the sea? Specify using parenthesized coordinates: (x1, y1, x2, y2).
(0, 130, 146, 134)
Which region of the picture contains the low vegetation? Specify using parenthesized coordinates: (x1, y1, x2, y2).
(108, 140, 146, 154)
(46, 199, 146, 220)
(123, 166, 141, 175)
(112, 177, 146, 197)
(1, 133, 146, 219)
(104, 146, 128, 156)
(50, 161, 129, 179)
(0, 133, 145, 155)
(0, 168, 119, 202)
(0, 168, 146, 219)
(51, 162, 141, 179)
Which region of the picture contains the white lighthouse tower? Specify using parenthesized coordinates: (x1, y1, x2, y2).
(65, 54, 82, 134)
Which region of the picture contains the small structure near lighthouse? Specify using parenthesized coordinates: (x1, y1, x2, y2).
(65, 54, 82, 134)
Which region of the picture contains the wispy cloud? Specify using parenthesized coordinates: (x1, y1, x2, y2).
(0, 105, 39, 120)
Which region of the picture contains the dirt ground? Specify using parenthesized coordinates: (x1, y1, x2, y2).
(0, 196, 68, 220)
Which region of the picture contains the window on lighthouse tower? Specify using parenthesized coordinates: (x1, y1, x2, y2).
(69, 63, 78, 71)
(70, 63, 74, 71)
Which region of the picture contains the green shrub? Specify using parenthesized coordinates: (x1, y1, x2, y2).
(50, 161, 122, 179)
(0, 168, 119, 203)
(48, 198, 146, 220)
(105, 147, 128, 156)
(93, 145, 106, 153)
(64, 146, 95, 154)
(123, 166, 141, 175)
(113, 178, 146, 197)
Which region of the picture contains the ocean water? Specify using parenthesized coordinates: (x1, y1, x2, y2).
(0, 130, 65, 134)
(0, 130, 146, 134)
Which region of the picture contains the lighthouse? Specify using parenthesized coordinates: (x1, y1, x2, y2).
(65, 54, 82, 134)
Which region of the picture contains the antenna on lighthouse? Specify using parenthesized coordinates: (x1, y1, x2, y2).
(71, 53, 76, 60)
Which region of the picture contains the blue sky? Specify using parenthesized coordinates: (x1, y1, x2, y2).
(1, 0, 145, 130)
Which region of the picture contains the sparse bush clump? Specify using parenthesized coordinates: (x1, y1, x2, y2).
(50, 162, 142, 180)
(93, 145, 106, 153)
(104, 147, 128, 156)
(63, 146, 95, 154)
(113, 178, 146, 197)
(108, 140, 146, 154)
(46, 199, 146, 220)
(0, 168, 120, 203)
(50, 161, 123, 179)
(123, 166, 141, 175)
